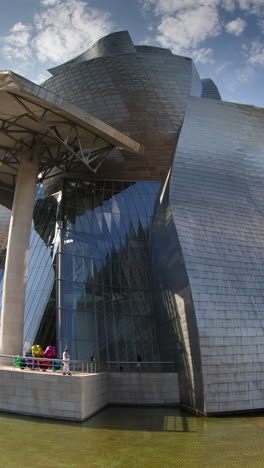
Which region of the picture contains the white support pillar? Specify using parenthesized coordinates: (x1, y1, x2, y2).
(0, 151, 39, 356)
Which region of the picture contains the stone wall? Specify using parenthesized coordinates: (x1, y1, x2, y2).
(0, 370, 179, 421)
(108, 372, 179, 406)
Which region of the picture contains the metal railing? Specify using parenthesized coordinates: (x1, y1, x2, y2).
(100, 361, 176, 372)
(0, 355, 176, 374)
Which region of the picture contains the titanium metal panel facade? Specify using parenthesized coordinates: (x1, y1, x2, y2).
(42, 31, 202, 184)
(168, 97, 264, 413)
(201, 78, 221, 100)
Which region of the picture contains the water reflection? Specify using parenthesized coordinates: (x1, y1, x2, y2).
(86, 407, 195, 433)
(0, 407, 264, 467)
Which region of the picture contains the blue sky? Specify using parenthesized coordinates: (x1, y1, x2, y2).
(1, 0, 264, 107)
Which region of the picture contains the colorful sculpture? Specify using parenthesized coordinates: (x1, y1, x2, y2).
(25, 352, 35, 369)
(31, 344, 43, 357)
(32, 344, 43, 369)
(42, 346, 56, 369)
(53, 361, 62, 370)
(43, 346, 56, 359)
(30, 345, 58, 370)
(13, 355, 26, 369)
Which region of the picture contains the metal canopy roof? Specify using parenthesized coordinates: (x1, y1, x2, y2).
(0, 71, 144, 200)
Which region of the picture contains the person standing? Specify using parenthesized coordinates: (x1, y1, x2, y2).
(136, 353, 142, 369)
(90, 355, 96, 373)
(62, 347, 71, 375)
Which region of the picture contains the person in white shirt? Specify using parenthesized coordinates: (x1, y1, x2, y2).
(62, 347, 71, 375)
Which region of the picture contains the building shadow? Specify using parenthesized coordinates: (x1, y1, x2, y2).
(80, 406, 195, 433)
(0, 405, 196, 433)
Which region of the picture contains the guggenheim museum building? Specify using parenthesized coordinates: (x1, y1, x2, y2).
(0, 30, 264, 415)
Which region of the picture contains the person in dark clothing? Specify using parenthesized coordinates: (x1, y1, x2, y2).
(136, 353, 142, 368)
(90, 355, 96, 373)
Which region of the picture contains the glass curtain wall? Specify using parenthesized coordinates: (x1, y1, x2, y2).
(0, 180, 160, 361)
(58, 180, 160, 361)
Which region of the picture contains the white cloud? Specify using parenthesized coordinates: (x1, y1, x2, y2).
(32, 71, 51, 84)
(215, 60, 232, 74)
(237, 0, 264, 14)
(4, 22, 32, 49)
(2, 22, 33, 62)
(258, 17, 264, 32)
(41, 0, 58, 5)
(247, 41, 264, 65)
(139, 1, 223, 61)
(220, 0, 264, 13)
(155, 5, 221, 54)
(33, 0, 113, 63)
(1, 0, 113, 78)
(225, 17, 247, 35)
(139, 0, 264, 80)
(222, 0, 236, 11)
(192, 48, 215, 64)
(213, 62, 256, 105)
(238, 64, 255, 82)
(140, 0, 264, 55)
(142, 0, 220, 14)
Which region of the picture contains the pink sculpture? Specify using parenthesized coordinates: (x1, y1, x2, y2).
(41, 346, 57, 370)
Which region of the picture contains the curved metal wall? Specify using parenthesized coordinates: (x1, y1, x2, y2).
(201, 78, 221, 100)
(42, 31, 202, 184)
(48, 31, 137, 75)
(169, 96, 264, 413)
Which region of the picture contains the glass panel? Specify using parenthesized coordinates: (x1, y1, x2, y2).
(15, 180, 161, 361)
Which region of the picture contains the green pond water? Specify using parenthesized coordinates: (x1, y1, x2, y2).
(1, 406, 264, 467)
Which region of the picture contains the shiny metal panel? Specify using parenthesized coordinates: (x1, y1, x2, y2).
(49, 31, 137, 76)
(169, 96, 264, 413)
(201, 78, 221, 100)
(42, 31, 201, 183)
